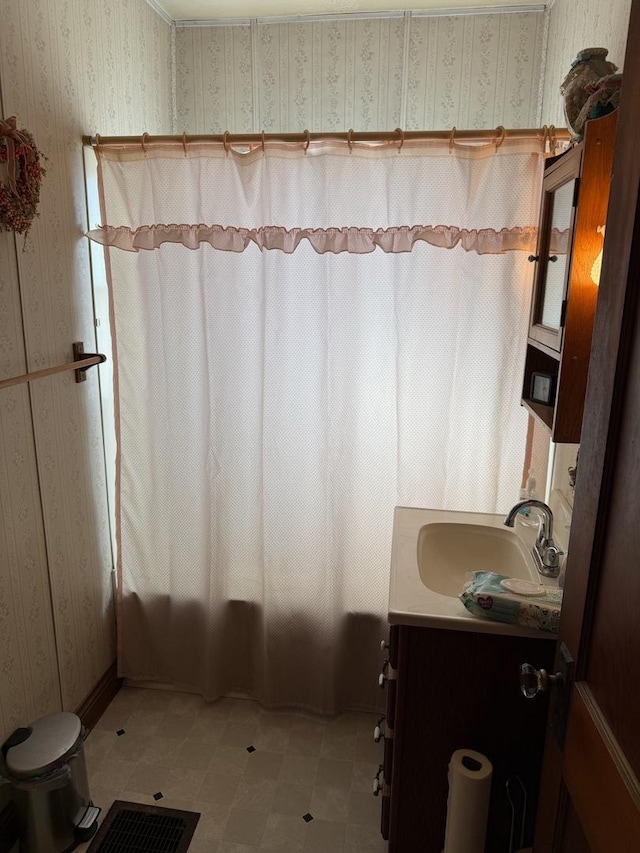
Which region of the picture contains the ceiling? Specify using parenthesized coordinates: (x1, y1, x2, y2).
(156, 0, 545, 23)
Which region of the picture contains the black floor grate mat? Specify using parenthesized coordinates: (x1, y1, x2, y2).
(87, 800, 199, 852)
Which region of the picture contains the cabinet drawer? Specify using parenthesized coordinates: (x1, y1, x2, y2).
(381, 792, 391, 840)
(388, 624, 399, 669)
(383, 733, 394, 788)
(376, 745, 393, 842)
(378, 640, 398, 729)
(385, 677, 397, 729)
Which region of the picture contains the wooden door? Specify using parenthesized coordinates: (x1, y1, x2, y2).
(533, 3, 640, 850)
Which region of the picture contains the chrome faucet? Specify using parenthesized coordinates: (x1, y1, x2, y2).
(504, 499, 564, 578)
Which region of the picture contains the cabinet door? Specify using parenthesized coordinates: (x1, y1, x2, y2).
(528, 147, 581, 352)
(387, 625, 554, 853)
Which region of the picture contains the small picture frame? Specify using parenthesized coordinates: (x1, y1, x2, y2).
(530, 371, 557, 406)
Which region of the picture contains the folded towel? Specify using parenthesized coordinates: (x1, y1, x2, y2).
(459, 571, 563, 634)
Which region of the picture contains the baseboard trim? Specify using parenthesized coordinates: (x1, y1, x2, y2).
(75, 661, 122, 731)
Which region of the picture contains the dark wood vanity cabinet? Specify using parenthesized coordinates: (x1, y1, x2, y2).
(382, 623, 554, 852)
(521, 111, 617, 442)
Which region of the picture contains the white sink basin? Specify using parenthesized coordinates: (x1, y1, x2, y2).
(417, 521, 538, 596)
(389, 506, 551, 638)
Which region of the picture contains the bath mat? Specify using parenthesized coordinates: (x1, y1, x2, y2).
(87, 800, 199, 852)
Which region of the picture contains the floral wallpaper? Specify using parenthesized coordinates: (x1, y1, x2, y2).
(0, 0, 172, 740)
(176, 11, 546, 134)
(541, 0, 631, 126)
(0, 243, 61, 739)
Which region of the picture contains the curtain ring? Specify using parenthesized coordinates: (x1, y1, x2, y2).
(449, 127, 456, 153)
(223, 130, 230, 155)
(94, 133, 102, 156)
(303, 128, 310, 153)
(394, 127, 404, 153)
(549, 124, 557, 154)
(182, 131, 188, 156)
(541, 124, 548, 153)
(141, 132, 149, 153)
(347, 128, 354, 152)
(494, 125, 506, 151)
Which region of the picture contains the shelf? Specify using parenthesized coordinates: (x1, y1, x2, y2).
(522, 398, 554, 432)
(526, 336, 561, 362)
(521, 343, 558, 434)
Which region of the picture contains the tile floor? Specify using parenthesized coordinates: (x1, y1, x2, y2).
(78, 686, 387, 852)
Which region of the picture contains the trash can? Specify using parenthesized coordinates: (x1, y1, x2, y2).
(1, 712, 100, 853)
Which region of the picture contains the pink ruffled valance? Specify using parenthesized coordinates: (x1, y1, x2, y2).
(87, 223, 564, 256)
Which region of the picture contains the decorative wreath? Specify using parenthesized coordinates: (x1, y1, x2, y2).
(0, 116, 46, 235)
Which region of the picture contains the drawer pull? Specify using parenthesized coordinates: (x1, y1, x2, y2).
(373, 716, 385, 742)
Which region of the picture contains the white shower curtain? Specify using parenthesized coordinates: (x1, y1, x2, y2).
(90, 138, 543, 713)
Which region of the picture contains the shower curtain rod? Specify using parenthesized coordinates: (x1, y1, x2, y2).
(82, 126, 570, 150)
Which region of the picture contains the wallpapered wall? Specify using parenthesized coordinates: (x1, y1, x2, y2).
(176, 11, 547, 134)
(541, 0, 632, 126)
(0, 0, 172, 741)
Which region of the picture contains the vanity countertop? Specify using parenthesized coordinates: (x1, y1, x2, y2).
(388, 505, 559, 640)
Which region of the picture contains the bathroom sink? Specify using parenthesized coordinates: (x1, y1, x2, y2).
(417, 521, 538, 597)
(390, 506, 556, 638)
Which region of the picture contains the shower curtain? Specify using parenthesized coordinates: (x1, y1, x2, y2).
(90, 137, 543, 713)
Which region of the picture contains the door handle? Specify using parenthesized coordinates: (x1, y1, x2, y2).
(520, 663, 564, 699)
(520, 643, 574, 748)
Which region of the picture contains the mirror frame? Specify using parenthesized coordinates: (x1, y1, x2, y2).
(528, 145, 582, 352)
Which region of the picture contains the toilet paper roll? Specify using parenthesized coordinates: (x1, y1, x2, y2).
(443, 749, 493, 853)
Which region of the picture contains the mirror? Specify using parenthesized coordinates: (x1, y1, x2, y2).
(541, 179, 575, 329)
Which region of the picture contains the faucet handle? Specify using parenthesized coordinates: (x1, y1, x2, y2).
(541, 543, 564, 571)
(534, 509, 550, 543)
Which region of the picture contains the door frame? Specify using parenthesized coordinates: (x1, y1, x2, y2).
(534, 1, 640, 847)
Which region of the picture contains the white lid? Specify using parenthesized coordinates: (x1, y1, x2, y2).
(500, 578, 547, 596)
(5, 712, 82, 779)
